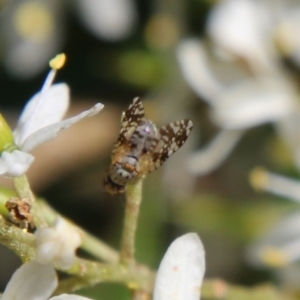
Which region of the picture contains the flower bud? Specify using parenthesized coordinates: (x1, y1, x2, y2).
(0, 115, 14, 152)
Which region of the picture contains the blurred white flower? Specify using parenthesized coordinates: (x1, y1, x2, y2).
(246, 168, 300, 288)
(35, 218, 82, 269)
(187, 129, 244, 175)
(275, 111, 300, 172)
(248, 168, 300, 268)
(176, 0, 300, 175)
(1, 0, 65, 78)
(210, 77, 297, 130)
(207, 0, 275, 73)
(0, 0, 137, 78)
(0, 55, 104, 177)
(272, 2, 300, 68)
(247, 212, 300, 268)
(1, 259, 93, 300)
(176, 39, 224, 104)
(153, 233, 205, 300)
(75, 0, 137, 41)
(208, 0, 300, 71)
(177, 38, 300, 175)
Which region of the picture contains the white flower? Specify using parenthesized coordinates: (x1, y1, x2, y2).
(35, 218, 82, 270)
(176, 0, 300, 175)
(177, 40, 298, 131)
(248, 169, 300, 268)
(1, 259, 93, 300)
(176, 39, 224, 104)
(0, 59, 104, 177)
(210, 77, 297, 130)
(247, 212, 300, 268)
(153, 233, 205, 300)
(207, 0, 275, 72)
(187, 129, 244, 175)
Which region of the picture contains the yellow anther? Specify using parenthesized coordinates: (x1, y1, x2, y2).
(261, 247, 289, 268)
(249, 167, 269, 192)
(49, 53, 66, 70)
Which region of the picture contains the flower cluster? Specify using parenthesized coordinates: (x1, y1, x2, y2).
(1, 233, 205, 300)
(0, 53, 206, 300)
(177, 0, 300, 175)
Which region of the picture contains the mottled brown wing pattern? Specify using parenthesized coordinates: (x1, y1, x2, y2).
(104, 96, 193, 195)
(145, 119, 193, 173)
(111, 97, 146, 157)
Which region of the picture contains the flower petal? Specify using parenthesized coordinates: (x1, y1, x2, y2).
(207, 0, 274, 71)
(20, 103, 104, 152)
(247, 212, 300, 267)
(153, 233, 205, 300)
(1, 260, 57, 300)
(187, 129, 244, 175)
(35, 218, 82, 270)
(176, 39, 224, 104)
(14, 83, 70, 146)
(0, 150, 34, 177)
(276, 113, 300, 172)
(50, 294, 94, 300)
(211, 77, 297, 129)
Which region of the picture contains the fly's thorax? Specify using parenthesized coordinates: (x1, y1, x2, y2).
(109, 155, 139, 185)
(130, 120, 158, 156)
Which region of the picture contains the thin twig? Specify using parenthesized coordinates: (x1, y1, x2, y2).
(119, 179, 143, 266)
(0, 216, 35, 262)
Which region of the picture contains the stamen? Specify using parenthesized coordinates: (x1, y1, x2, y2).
(22, 53, 67, 141)
(261, 238, 300, 267)
(249, 167, 300, 203)
(260, 247, 289, 267)
(279, 239, 300, 264)
(249, 167, 269, 192)
(41, 53, 66, 94)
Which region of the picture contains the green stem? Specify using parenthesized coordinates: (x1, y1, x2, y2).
(13, 175, 35, 202)
(81, 230, 119, 263)
(119, 179, 143, 266)
(202, 279, 295, 300)
(55, 260, 154, 295)
(13, 175, 47, 227)
(0, 216, 35, 262)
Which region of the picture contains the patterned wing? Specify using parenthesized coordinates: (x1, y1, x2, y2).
(112, 97, 146, 156)
(146, 119, 193, 173)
